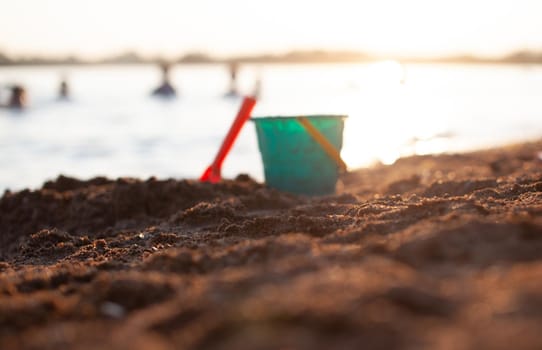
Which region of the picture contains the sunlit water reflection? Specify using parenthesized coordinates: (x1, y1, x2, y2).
(0, 62, 541, 191)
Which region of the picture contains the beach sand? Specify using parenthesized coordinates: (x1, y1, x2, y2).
(1, 140, 542, 350)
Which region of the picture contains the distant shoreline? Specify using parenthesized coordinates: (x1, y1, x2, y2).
(1, 50, 542, 66)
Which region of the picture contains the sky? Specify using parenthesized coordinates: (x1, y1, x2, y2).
(1, 0, 541, 59)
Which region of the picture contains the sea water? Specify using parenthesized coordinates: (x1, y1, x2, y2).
(0, 62, 541, 191)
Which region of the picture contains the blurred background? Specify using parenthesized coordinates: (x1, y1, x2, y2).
(1, 0, 541, 191)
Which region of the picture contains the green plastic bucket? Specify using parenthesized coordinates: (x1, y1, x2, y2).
(252, 115, 346, 196)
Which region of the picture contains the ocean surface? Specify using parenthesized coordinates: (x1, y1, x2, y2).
(1, 62, 541, 191)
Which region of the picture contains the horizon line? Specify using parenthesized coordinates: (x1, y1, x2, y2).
(1, 48, 542, 65)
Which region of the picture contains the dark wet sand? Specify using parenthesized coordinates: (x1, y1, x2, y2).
(1, 140, 542, 350)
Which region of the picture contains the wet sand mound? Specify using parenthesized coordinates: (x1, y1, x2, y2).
(1, 140, 542, 349)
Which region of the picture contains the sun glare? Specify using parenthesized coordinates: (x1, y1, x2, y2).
(339, 60, 457, 168)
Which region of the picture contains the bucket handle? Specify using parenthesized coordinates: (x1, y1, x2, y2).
(296, 117, 348, 173)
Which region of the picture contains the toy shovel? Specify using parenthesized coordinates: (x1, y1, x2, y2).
(200, 96, 257, 183)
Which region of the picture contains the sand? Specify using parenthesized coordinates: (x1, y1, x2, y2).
(1, 140, 542, 350)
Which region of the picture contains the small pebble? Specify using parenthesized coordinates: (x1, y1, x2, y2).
(100, 301, 125, 319)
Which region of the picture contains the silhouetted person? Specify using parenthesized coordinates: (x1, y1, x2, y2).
(252, 73, 262, 100)
(6, 85, 27, 109)
(152, 63, 176, 98)
(225, 62, 239, 97)
(59, 78, 70, 99)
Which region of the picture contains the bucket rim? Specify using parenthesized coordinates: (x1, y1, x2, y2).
(251, 115, 347, 122)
